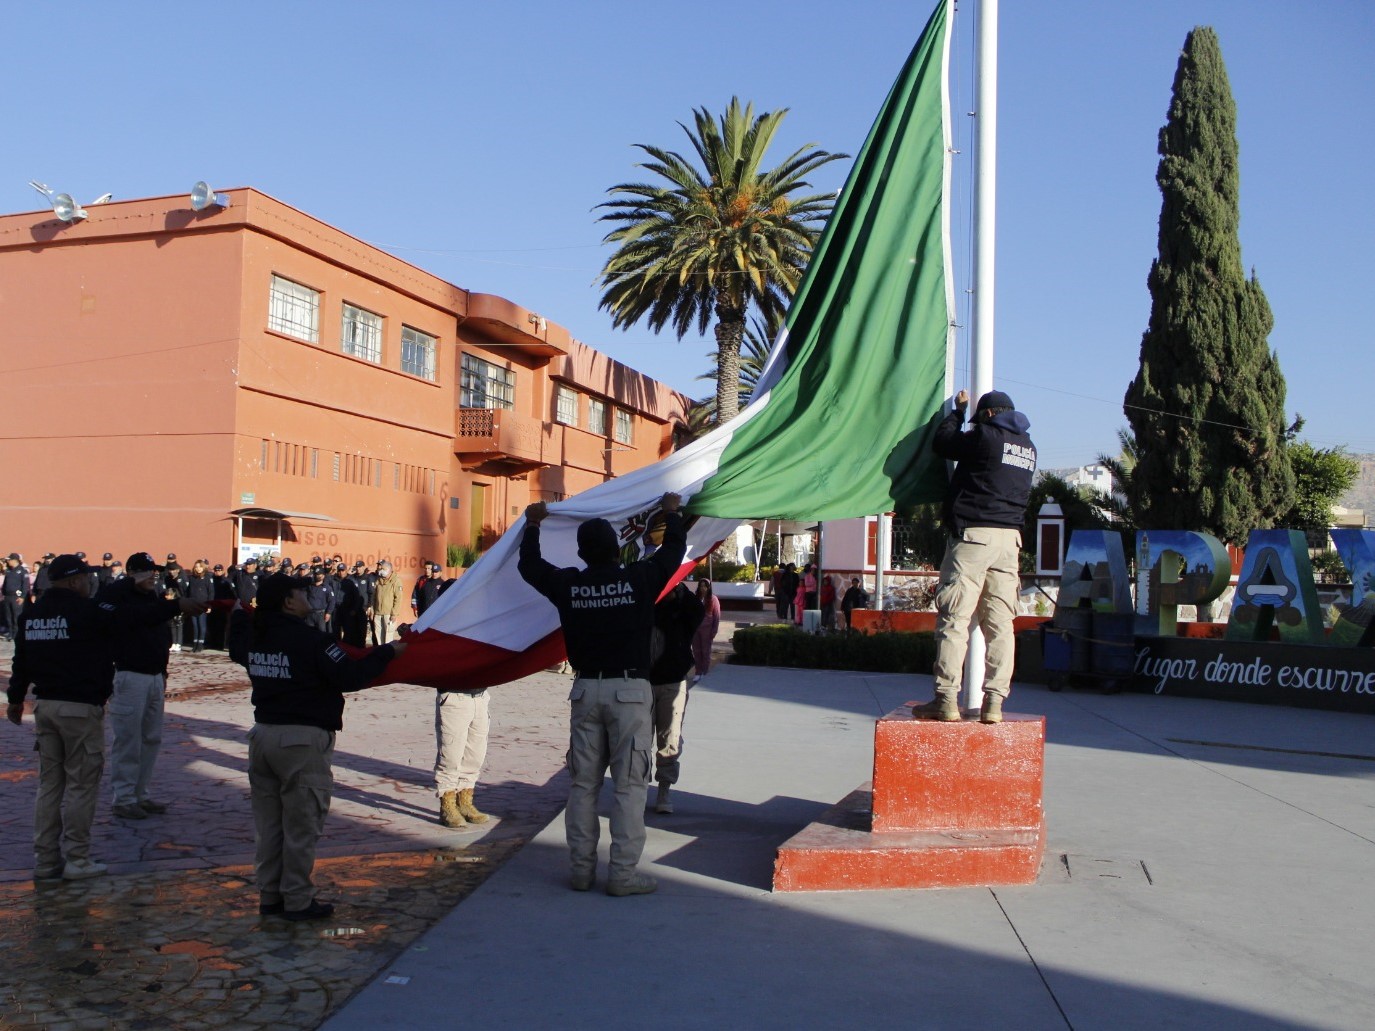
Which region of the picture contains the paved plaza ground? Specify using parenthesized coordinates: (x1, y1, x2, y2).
(3, 621, 1375, 1030)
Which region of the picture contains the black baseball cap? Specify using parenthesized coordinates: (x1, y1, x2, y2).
(166, 552, 177, 560)
(102, 552, 113, 561)
(48, 554, 91, 581)
(126, 552, 164, 573)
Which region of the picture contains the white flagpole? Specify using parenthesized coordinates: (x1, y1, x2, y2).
(964, 0, 998, 713)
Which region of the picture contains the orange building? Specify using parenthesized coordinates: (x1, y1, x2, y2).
(0, 188, 689, 574)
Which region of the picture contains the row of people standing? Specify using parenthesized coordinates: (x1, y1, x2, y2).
(3, 550, 459, 651)
(214, 556, 450, 648)
(768, 562, 870, 630)
(6, 553, 208, 882)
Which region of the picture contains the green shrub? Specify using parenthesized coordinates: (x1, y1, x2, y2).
(731, 625, 935, 674)
(1310, 550, 1348, 584)
(447, 543, 481, 568)
(697, 559, 757, 583)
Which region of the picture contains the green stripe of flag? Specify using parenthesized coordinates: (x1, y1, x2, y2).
(689, 0, 952, 520)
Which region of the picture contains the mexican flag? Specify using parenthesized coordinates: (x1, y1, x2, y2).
(383, 0, 954, 690)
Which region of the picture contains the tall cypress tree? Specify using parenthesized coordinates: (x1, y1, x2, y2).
(1124, 27, 1293, 546)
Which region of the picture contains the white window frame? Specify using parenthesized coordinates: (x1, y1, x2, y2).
(460, 353, 515, 409)
(401, 325, 437, 381)
(341, 303, 383, 364)
(555, 385, 578, 426)
(268, 275, 320, 342)
(587, 397, 607, 435)
(614, 408, 634, 445)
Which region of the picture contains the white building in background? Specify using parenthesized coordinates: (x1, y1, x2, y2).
(1065, 462, 1114, 495)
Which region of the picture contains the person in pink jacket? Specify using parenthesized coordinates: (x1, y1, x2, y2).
(691, 580, 720, 682)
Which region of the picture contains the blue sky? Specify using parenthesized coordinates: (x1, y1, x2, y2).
(4, 0, 1371, 470)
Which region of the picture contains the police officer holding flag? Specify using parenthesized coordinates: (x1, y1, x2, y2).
(518, 492, 686, 897)
(229, 573, 405, 921)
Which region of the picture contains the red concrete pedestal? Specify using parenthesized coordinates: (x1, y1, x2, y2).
(773, 705, 1046, 892)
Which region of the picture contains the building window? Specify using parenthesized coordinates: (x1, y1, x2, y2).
(260, 439, 269, 470)
(341, 303, 382, 364)
(268, 275, 320, 342)
(614, 408, 634, 445)
(587, 398, 607, 435)
(332, 453, 341, 481)
(401, 326, 437, 381)
(460, 353, 515, 409)
(555, 385, 578, 426)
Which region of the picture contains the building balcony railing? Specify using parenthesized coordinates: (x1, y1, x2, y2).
(455, 406, 550, 470)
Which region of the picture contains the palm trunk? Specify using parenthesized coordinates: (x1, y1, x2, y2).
(714, 306, 745, 424)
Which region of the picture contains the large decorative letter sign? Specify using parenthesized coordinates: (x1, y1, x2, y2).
(1225, 530, 1324, 644)
(1330, 529, 1375, 608)
(1328, 529, 1375, 647)
(1134, 531, 1231, 636)
(1057, 531, 1132, 613)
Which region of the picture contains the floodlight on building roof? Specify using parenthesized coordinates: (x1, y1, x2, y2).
(190, 181, 230, 211)
(28, 180, 54, 201)
(52, 193, 87, 223)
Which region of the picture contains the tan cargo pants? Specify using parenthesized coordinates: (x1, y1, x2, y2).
(650, 679, 689, 786)
(931, 527, 1022, 700)
(434, 688, 490, 794)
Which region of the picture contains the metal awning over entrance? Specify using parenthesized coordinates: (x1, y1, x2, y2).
(229, 507, 334, 564)
(230, 507, 334, 522)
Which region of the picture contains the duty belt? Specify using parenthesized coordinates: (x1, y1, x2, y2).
(574, 669, 648, 681)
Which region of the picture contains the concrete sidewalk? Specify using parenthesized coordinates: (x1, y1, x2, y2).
(325, 664, 1375, 1031)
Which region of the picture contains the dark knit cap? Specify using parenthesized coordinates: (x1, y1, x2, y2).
(976, 390, 1015, 413)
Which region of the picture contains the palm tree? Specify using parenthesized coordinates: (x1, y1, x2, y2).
(1096, 429, 1143, 532)
(597, 97, 845, 424)
(689, 311, 777, 433)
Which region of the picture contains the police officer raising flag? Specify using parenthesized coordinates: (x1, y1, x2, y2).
(913, 389, 1037, 725)
(228, 573, 405, 922)
(518, 492, 686, 897)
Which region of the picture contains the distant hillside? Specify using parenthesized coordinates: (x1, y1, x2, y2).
(1339, 454, 1375, 518)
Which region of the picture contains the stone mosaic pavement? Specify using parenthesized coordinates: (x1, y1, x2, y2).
(0, 616, 748, 1029)
(0, 642, 572, 1030)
